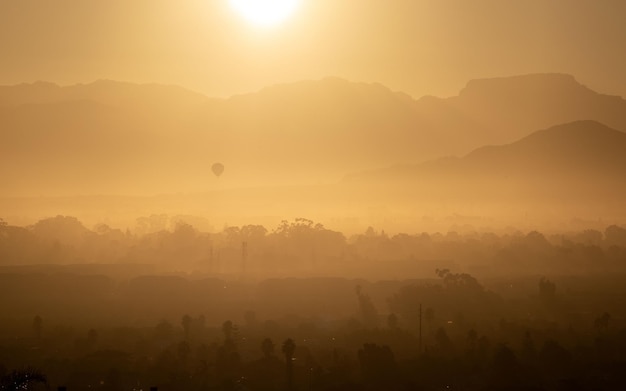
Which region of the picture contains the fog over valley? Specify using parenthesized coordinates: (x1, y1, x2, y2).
(1, 1, 626, 390)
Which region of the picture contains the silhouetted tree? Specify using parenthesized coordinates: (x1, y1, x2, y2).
(436, 268, 483, 292)
(605, 225, 626, 247)
(387, 313, 399, 329)
(216, 320, 241, 385)
(217, 341, 241, 386)
(539, 277, 556, 305)
(244, 310, 257, 328)
(424, 307, 435, 334)
(521, 330, 536, 362)
(282, 338, 296, 391)
(539, 339, 572, 373)
(477, 335, 491, 361)
(222, 320, 235, 341)
(181, 314, 192, 340)
(358, 343, 397, 386)
(135, 214, 169, 235)
(32, 315, 43, 341)
(87, 328, 98, 351)
(577, 229, 603, 246)
(493, 344, 517, 384)
(355, 285, 379, 327)
(103, 368, 122, 391)
(155, 320, 174, 341)
(594, 312, 610, 332)
(177, 340, 191, 365)
(262, 338, 275, 359)
(466, 328, 478, 354)
(435, 327, 452, 354)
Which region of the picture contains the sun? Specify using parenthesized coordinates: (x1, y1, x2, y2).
(228, 0, 301, 27)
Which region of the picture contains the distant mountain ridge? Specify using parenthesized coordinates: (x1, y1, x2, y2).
(0, 79, 212, 110)
(1, 74, 625, 196)
(465, 120, 626, 173)
(447, 73, 626, 143)
(347, 120, 626, 192)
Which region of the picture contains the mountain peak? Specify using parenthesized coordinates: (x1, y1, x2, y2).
(459, 73, 592, 98)
(228, 77, 415, 110)
(514, 119, 626, 148)
(247, 77, 412, 100)
(464, 120, 626, 173)
(532, 119, 615, 134)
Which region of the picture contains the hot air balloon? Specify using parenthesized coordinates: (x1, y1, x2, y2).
(211, 162, 225, 177)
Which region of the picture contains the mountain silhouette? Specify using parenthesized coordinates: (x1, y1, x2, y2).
(347, 120, 626, 205)
(0, 80, 211, 110)
(446, 73, 626, 144)
(463, 120, 626, 175)
(1, 74, 625, 196)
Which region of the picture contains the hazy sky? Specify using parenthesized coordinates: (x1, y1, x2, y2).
(1, 0, 625, 98)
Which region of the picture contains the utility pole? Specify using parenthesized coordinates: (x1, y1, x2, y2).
(240, 241, 248, 280)
(419, 303, 422, 355)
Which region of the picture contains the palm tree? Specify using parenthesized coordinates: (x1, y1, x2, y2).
(594, 312, 611, 332)
(32, 315, 43, 341)
(262, 338, 275, 359)
(282, 338, 296, 391)
(181, 314, 192, 340)
(424, 307, 434, 334)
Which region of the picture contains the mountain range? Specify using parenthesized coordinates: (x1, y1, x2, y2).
(1, 73, 625, 199)
(2, 74, 626, 231)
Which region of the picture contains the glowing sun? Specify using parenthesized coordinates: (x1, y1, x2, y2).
(229, 0, 301, 27)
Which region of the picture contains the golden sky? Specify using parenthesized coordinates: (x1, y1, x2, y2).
(1, 0, 625, 98)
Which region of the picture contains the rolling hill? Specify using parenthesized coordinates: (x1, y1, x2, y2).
(346, 120, 626, 205)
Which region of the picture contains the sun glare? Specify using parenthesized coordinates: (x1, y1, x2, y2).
(228, 0, 300, 27)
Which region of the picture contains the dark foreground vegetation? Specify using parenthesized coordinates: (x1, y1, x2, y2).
(1, 216, 626, 390)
